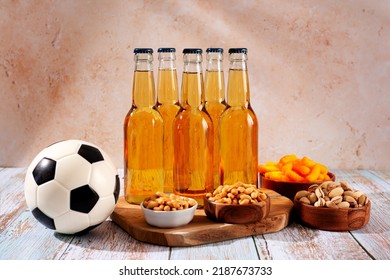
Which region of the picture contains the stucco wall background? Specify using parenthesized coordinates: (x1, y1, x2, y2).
(1, 0, 389, 170)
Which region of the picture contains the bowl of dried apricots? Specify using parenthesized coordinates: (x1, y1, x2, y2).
(204, 182, 270, 224)
(259, 154, 335, 201)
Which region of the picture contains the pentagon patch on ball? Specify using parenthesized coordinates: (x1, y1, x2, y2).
(24, 139, 120, 235)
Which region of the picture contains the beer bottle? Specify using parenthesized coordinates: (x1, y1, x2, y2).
(219, 48, 258, 186)
(204, 48, 227, 188)
(156, 47, 180, 193)
(173, 48, 214, 207)
(124, 48, 164, 204)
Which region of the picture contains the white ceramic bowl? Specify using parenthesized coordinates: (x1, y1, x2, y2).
(141, 198, 198, 228)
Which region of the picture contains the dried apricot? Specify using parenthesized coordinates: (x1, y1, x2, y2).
(258, 155, 329, 183)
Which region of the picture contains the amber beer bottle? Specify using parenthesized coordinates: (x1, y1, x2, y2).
(156, 48, 180, 193)
(219, 48, 258, 186)
(124, 48, 164, 204)
(204, 48, 227, 189)
(173, 48, 214, 206)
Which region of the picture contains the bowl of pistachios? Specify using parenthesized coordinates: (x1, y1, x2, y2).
(293, 181, 370, 231)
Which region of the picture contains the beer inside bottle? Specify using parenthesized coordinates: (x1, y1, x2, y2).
(124, 48, 164, 204)
(173, 48, 214, 207)
(219, 48, 258, 186)
(156, 48, 180, 193)
(204, 48, 227, 189)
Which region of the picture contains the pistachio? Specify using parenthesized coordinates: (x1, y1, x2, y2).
(315, 188, 324, 199)
(298, 181, 369, 209)
(338, 201, 350, 208)
(308, 192, 317, 204)
(353, 191, 363, 200)
(299, 196, 311, 204)
(314, 198, 326, 207)
(329, 187, 344, 198)
(343, 190, 355, 197)
(295, 190, 308, 200)
(340, 181, 352, 191)
(308, 184, 319, 193)
(320, 181, 333, 189)
(344, 195, 357, 204)
(358, 195, 368, 206)
(326, 201, 338, 208)
(331, 196, 343, 204)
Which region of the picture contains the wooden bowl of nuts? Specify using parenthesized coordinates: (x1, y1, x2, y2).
(293, 181, 370, 231)
(141, 192, 197, 228)
(260, 172, 336, 201)
(204, 182, 271, 224)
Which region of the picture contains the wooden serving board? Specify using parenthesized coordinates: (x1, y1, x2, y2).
(111, 188, 293, 247)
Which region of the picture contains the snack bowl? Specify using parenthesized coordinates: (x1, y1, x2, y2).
(293, 198, 370, 231)
(260, 172, 336, 201)
(141, 195, 197, 228)
(203, 194, 271, 224)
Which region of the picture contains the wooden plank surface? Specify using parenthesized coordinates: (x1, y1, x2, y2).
(334, 170, 390, 260)
(254, 222, 372, 260)
(111, 189, 293, 247)
(0, 168, 27, 234)
(59, 220, 171, 260)
(0, 168, 389, 260)
(170, 236, 260, 259)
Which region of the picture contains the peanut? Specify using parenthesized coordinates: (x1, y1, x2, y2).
(206, 182, 267, 205)
(143, 192, 196, 211)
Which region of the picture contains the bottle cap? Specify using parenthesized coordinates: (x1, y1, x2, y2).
(206, 48, 224, 53)
(158, 48, 176, 53)
(134, 48, 153, 54)
(228, 48, 247, 54)
(183, 48, 203, 54)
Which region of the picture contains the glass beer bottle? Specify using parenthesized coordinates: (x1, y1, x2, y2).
(156, 47, 180, 193)
(124, 48, 164, 204)
(219, 48, 258, 186)
(173, 48, 214, 207)
(204, 48, 227, 189)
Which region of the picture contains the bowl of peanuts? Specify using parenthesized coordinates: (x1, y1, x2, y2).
(204, 182, 270, 224)
(141, 192, 198, 228)
(293, 181, 371, 231)
(259, 154, 336, 201)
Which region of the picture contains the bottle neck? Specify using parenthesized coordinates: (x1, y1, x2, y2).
(227, 53, 249, 107)
(132, 53, 156, 108)
(181, 53, 204, 108)
(157, 52, 178, 104)
(158, 52, 176, 71)
(205, 52, 225, 102)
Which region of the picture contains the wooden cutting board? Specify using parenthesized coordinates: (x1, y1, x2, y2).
(111, 188, 293, 247)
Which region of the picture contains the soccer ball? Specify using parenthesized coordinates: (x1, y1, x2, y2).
(24, 139, 120, 235)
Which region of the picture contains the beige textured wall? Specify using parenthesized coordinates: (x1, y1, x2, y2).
(1, 0, 389, 170)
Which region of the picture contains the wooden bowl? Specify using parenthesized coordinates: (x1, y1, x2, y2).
(203, 195, 271, 224)
(293, 199, 370, 231)
(260, 172, 336, 201)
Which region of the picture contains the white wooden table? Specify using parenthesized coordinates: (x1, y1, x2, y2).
(0, 167, 389, 260)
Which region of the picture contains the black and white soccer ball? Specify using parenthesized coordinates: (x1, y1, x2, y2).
(24, 139, 120, 235)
